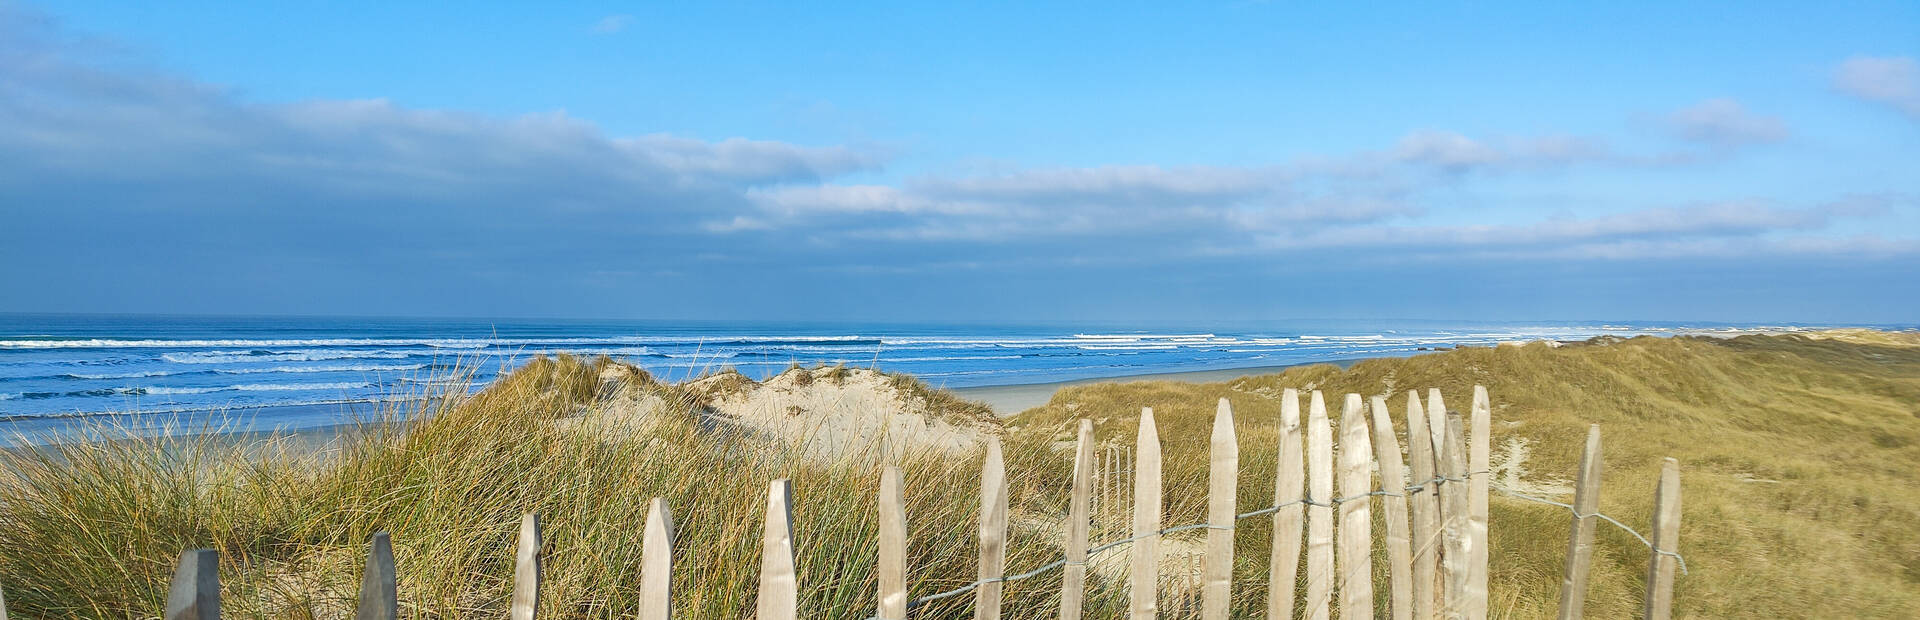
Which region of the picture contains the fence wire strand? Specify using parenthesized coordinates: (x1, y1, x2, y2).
(866, 468, 1686, 619)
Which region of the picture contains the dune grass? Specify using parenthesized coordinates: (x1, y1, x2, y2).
(1013, 333, 1920, 618)
(1, 334, 1916, 618)
(0, 356, 1086, 618)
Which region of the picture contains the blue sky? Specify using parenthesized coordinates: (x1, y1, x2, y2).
(2, 1, 1917, 323)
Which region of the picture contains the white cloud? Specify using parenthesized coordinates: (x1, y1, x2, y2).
(591, 14, 635, 34)
(1834, 55, 1920, 119)
(1391, 130, 1504, 171)
(1256, 195, 1908, 259)
(1665, 98, 1788, 147)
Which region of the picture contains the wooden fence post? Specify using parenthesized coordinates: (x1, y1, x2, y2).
(164, 548, 218, 620)
(976, 437, 1009, 620)
(880, 466, 909, 620)
(641, 497, 676, 620)
(1467, 386, 1491, 620)
(1439, 414, 1470, 620)
(1061, 419, 1095, 619)
(758, 478, 798, 620)
(1202, 398, 1238, 620)
(1406, 392, 1441, 620)
(1371, 395, 1413, 620)
(356, 532, 397, 620)
(1104, 446, 1116, 525)
(1130, 407, 1162, 620)
(1337, 394, 1375, 620)
(511, 514, 540, 620)
(1304, 391, 1335, 620)
(1555, 425, 1603, 620)
(1425, 390, 1448, 474)
(1642, 458, 1682, 620)
(1, 581, 8, 620)
(1268, 388, 1304, 620)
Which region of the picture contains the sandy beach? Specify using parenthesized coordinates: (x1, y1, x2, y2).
(952, 359, 1364, 415)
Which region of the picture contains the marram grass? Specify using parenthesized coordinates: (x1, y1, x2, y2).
(1, 334, 1917, 618)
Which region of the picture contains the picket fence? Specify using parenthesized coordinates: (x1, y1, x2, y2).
(123, 385, 1683, 620)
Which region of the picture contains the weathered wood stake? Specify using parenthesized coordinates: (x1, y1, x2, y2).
(1555, 425, 1603, 620)
(1337, 394, 1375, 619)
(164, 548, 219, 620)
(880, 467, 908, 620)
(1202, 398, 1237, 620)
(1371, 395, 1414, 620)
(1304, 391, 1335, 620)
(641, 497, 676, 620)
(1440, 414, 1471, 620)
(1642, 458, 1683, 620)
(1130, 407, 1162, 619)
(758, 479, 798, 620)
(1061, 419, 1094, 619)
(356, 532, 397, 620)
(1467, 386, 1492, 620)
(1268, 387, 1304, 620)
(511, 513, 540, 620)
(1406, 391, 1441, 620)
(976, 437, 1009, 620)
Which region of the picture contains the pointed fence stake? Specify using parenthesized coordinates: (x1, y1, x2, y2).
(1338, 394, 1376, 619)
(641, 497, 677, 620)
(1304, 391, 1336, 620)
(1268, 388, 1305, 620)
(1440, 413, 1471, 620)
(356, 532, 397, 620)
(164, 548, 219, 620)
(1406, 392, 1442, 620)
(1642, 458, 1683, 620)
(975, 437, 1009, 620)
(1202, 398, 1238, 620)
(1467, 386, 1492, 620)
(1371, 395, 1414, 620)
(879, 466, 908, 620)
(1130, 407, 1163, 619)
(758, 479, 798, 620)
(1061, 420, 1094, 619)
(511, 514, 540, 620)
(1555, 425, 1603, 620)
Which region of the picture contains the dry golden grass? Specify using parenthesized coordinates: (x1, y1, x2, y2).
(1013, 334, 1920, 618)
(2, 334, 1915, 618)
(0, 356, 1079, 618)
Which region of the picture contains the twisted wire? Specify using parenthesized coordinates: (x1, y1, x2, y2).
(865, 468, 1686, 619)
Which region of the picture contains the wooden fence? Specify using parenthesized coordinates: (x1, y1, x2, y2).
(104, 385, 1682, 619)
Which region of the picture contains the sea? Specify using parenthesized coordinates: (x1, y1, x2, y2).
(0, 313, 1865, 440)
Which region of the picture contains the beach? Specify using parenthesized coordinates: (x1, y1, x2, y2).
(952, 360, 1364, 414)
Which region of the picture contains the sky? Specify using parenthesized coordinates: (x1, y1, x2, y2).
(1, 1, 1917, 323)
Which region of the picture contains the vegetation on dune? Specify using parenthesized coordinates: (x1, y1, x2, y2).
(0, 356, 1072, 618)
(0, 334, 1916, 618)
(1014, 333, 1920, 618)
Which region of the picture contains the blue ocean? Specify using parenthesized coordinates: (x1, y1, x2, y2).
(0, 314, 1847, 438)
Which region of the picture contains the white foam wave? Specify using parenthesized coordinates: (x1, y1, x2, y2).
(216, 364, 429, 375)
(134, 382, 373, 396)
(162, 350, 414, 364)
(875, 355, 1025, 362)
(0, 335, 882, 349)
(67, 370, 181, 379)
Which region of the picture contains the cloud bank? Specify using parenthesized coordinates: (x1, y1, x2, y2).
(0, 6, 1913, 322)
(1835, 55, 1920, 119)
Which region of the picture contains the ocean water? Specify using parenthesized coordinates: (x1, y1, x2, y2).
(0, 314, 1846, 437)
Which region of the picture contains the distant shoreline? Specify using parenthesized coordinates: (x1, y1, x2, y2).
(953, 358, 1370, 415)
